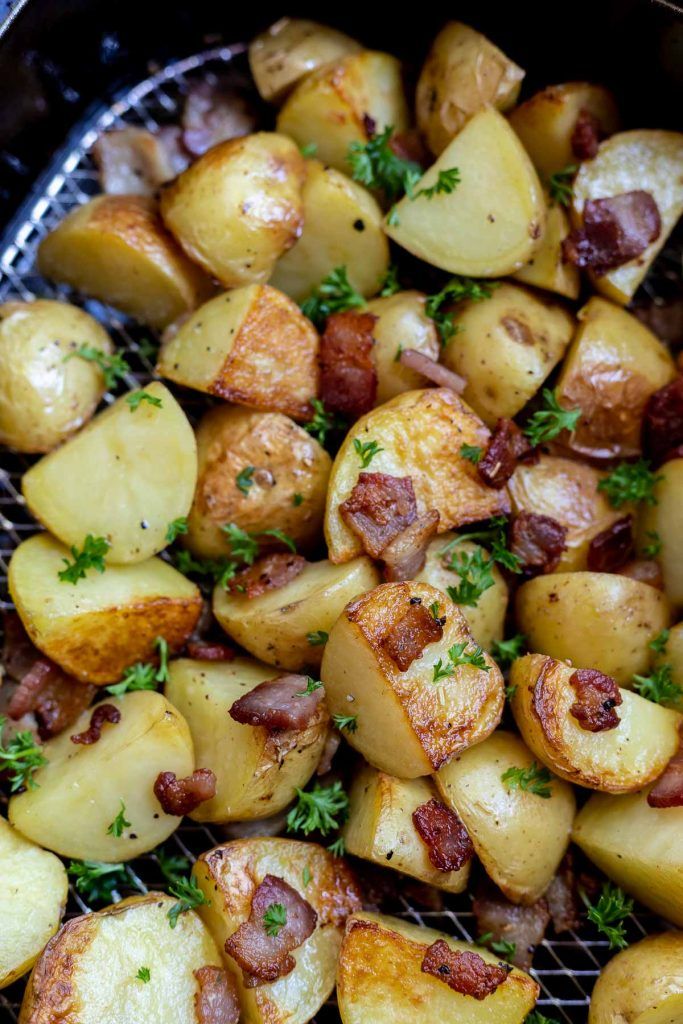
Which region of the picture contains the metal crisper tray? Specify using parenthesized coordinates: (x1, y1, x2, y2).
(0, 43, 668, 1024)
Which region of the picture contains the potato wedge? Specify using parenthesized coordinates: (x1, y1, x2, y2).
(337, 912, 539, 1024)
(193, 838, 362, 1024)
(325, 388, 510, 564)
(366, 290, 441, 405)
(269, 160, 389, 302)
(19, 893, 223, 1024)
(640, 459, 683, 609)
(416, 21, 524, 155)
(0, 300, 112, 454)
(515, 571, 670, 685)
(22, 382, 196, 565)
(0, 817, 67, 989)
(386, 109, 545, 277)
(9, 692, 194, 860)
(512, 198, 580, 299)
(435, 730, 575, 904)
(37, 195, 212, 329)
(321, 581, 504, 778)
(9, 533, 201, 685)
(442, 282, 574, 426)
(249, 18, 361, 103)
(157, 285, 319, 421)
(509, 653, 682, 792)
(160, 132, 305, 288)
(555, 297, 675, 460)
(276, 50, 409, 175)
(164, 657, 329, 821)
(588, 932, 683, 1024)
(343, 765, 470, 893)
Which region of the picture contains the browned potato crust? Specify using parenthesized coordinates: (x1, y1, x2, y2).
(249, 18, 361, 103)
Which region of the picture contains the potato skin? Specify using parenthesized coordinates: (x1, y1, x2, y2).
(588, 933, 683, 1024)
(640, 459, 683, 609)
(366, 291, 441, 406)
(0, 301, 112, 453)
(249, 18, 361, 103)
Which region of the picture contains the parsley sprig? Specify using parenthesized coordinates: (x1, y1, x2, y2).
(165, 517, 188, 544)
(236, 466, 255, 496)
(492, 633, 527, 670)
(332, 713, 358, 733)
(597, 460, 662, 509)
(353, 438, 384, 468)
(524, 388, 581, 446)
(425, 277, 498, 346)
(58, 534, 109, 584)
(167, 875, 211, 928)
(379, 265, 401, 297)
(68, 859, 138, 904)
(443, 516, 522, 576)
(633, 663, 682, 706)
(460, 444, 482, 464)
(174, 550, 237, 589)
(649, 629, 670, 655)
(106, 800, 131, 838)
(106, 636, 169, 695)
(501, 762, 553, 799)
(300, 266, 365, 329)
(0, 717, 48, 791)
(286, 780, 349, 837)
(477, 932, 516, 961)
(65, 345, 131, 390)
(583, 882, 633, 949)
(642, 530, 662, 557)
(295, 677, 324, 697)
(525, 1013, 562, 1024)
(445, 548, 496, 607)
(304, 398, 347, 447)
(126, 389, 163, 412)
(263, 902, 287, 936)
(548, 164, 578, 207)
(136, 967, 151, 983)
(306, 631, 329, 647)
(347, 125, 421, 203)
(411, 167, 461, 201)
(432, 642, 489, 682)
(155, 846, 190, 884)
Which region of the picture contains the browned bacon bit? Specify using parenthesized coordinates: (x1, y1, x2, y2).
(510, 511, 567, 576)
(412, 798, 474, 872)
(316, 732, 341, 776)
(182, 78, 257, 156)
(319, 311, 378, 420)
(226, 553, 306, 599)
(225, 874, 318, 987)
(8, 660, 96, 741)
(617, 559, 664, 590)
(154, 768, 217, 816)
(93, 127, 181, 196)
(398, 349, 466, 393)
(186, 641, 236, 661)
(587, 516, 634, 573)
(545, 854, 581, 934)
(472, 886, 551, 970)
(229, 674, 323, 731)
(421, 942, 509, 999)
(340, 473, 417, 558)
(388, 129, 430, 167)
(647, 744, 683, 808)
(478, 418, 536, 489)
(569, 668, 622, 732)
(562, 191, 661, 275)
(571, 108, 602, 160)
(194, 965, 240, 1024)
(379, 601, 444, 672)
(70, 703, 121, 745)
(381, 510, 440, 582)
(2, 611, 38, 681)
(642, 376, 683, 467)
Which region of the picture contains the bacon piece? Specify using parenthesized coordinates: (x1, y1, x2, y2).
(421, 942, 509, 999)
(472, 886, 550, 970)
(2, 611, 38, 681)
(154, 768, 217, 816)
(398, 349, 466, 393)
(617, 559, 664, 589)
(569, 668, 622, 732)
(642, 376, 683, 467)
(182, 78, 257, 156)
(340, 473, 417, 559)
(634, 297, 683, 349)
(186, 641, 236, 661)
(571, 108, 602, 160)
(478, 419, 535, 489)
(412, 798, 474, 872)
(229, 674, 323, 731)
(70, 703, 121, 745)
(226, 553, 306, 599)
(379, 600, 444, 672)
(93, 127, 182, 195)
(194, 965, 240, 1024)
(316, 732, 341, 776)
(587, 516, 634, 573)
(7, 661, 96, 741)
(388, 129, 430, 167)
(648, 744, 683, 808)
(510, 511, 567, 575)
(562, 191, 661, 276)
(225, 874, 317, 986)
(381, 510, 440, 582)
(545, 855, 581, 933)
(319, 311, 378, 420)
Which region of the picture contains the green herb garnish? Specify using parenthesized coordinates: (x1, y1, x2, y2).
(524, 388, 581, 446)
(286, 780, 349, 837)
(0, 717, 48, 791)
(597, 460, 662, 509)
(58, 534, 109, 584)
(501, 762, 553, 799)
(64, 345, 130, 390)
(300, 266, 365, 329)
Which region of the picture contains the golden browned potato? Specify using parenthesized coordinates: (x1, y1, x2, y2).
(588, 932, 683, 1024)
(321, 581, 504, 778)
(640, 459, 683, 608)
(416, 21, 524, 155)
(160, 132, 305, 288)
(249, 17, 361, 103)
(164, 657, 329, 822)
(435, 730, 575, 904)
(9, 533, 202, 685)
(337, 912, 539, 1024)
(22, 382, 196, 565)
(9, 692, 194, 860)
(213, 557, 380, 670)
(157, 284, 319, 421)
(366, 290, 441, 405)
(387, 109, 545, 277)
(513, 198, 580, 299)
(0, 300, 112, 453)
(555, 297, 675, 460)
(193, 838, 362, 1024)
(269, 159, 389, 302)
(276, 51, 409, 174)
(510, 653, 681, 792)
(185, 405, 331, 560)
(325, 388, 511, 564)
(0, 817, 68, 989)
(37, 194, 213, 329)
(571, 129, 683, 304)
(442, 282, 574, 425)
(18, 893, 224, 1024)
(343, 765, 471, 893)
(515, 571, 670, 685)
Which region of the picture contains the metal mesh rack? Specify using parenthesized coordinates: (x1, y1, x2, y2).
(0, 43, 670, 1024)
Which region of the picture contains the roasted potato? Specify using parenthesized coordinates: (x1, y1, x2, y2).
(509, 653, 682, 792)
(337, 912, 539, 1024)
(365, 290, 441, 405)
(22, 382, 196, 565)
(442, 282, 574, 426)
(0, 817, 68, 989)
(588, 932, 683, 1024)
(276, 50, 409, 174)
(435, 730, 575, 904)
(555, 297, 675, 460)
(249, 18, 361, 103)
(325, 388, 511, 564)
(0, 300, 112, 453)
(9, 533, 202, 685)
(19, 893, 224, 1024)
(37, 194, 212, 329)
(512, 198, 580, 299)
(321, 581, 504, 778)
(160, 132, 305, 288)
(157, 285, 319, 421)
(9, 692, 194, 860)
(640, 458, 683, 609)
(164, 657, 329, 822)
(269, 159, 389, 302)
(386, 109, 545, 278)
(416, 21, 524, 155)
(193, 838, 362, 1024)
(343, 765, 471, 893)
(515, 571, 670, 685)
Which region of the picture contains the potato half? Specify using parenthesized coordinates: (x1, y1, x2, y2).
(9, 533, 202, 685)
(366, 290, 441, 405)
(513, 198, 580, 299)
(510, 653, 682, 792)
(588, 932, 683, 1024)
(249, 18, 361, 103)
(640, 459, 683, 609)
